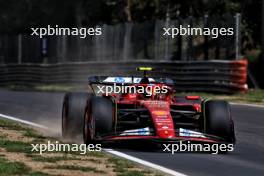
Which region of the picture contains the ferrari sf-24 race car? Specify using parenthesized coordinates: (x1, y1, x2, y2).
(62, 67, 235, 146)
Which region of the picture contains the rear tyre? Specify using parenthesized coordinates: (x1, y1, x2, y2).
(202, 100, 235, 143)
(84, 97, 114, 144)
(62, 92, 93, 139)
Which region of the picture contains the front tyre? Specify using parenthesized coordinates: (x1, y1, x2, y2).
(202, 100, 235, 143)
(84, 97, 114, 144)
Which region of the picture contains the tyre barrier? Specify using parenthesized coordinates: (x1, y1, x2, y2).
(0, 59, 248, 93)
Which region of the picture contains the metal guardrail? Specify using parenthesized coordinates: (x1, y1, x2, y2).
(0, 60, 248, 93)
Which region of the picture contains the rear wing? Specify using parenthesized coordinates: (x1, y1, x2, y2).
(87, 76, 174, 86)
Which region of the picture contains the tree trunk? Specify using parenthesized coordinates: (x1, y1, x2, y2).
(125, 0, 132, 22)
(262, 0, 264, 58)
(261, 0, 264, 87)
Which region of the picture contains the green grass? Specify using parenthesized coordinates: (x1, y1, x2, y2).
(31, 138, 46, 144)
(23, 129, 47, 140)
(34, 84, 86, 92)
(108, 157, 134, 173)
(84, 158, 102, 163)
(239, 89, 264, 103)
(108, 157, 152, 176)
(0, 156, 52, 176)
(117, 170, 146, 176)
(28, 172, 51, 176)
(0, 140, 32, 153)
(45, 165, 105, 173)
(86, 151, 106, 158)
(0, 134, 7, 139)
(0, 118, 56, 143)
(0, 156, 30, 175)
(26, 154, 72, 163)
(108, 157, 157, 176)
(26, 154, 102, 163)
(0, 119, 28, 131)
(58, 147, 105, 157)
(4, 84, 86, 92)
(0, 119, 46, 154)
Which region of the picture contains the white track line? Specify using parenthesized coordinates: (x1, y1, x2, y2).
(230, 102, 264, 108)
(104, 149, 187, 176)
(0, 113, 48, 130)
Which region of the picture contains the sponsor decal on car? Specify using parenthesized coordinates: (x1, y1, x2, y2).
(179, 128, 206, 138)
(120, 127, 151, 136)
(114, 77, 126, 83)
(152, 110, 168, 116)
(103, 77, 156, 83)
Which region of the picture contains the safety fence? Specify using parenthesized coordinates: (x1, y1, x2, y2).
(0, 14, 240, 64)
(0, 59, 248, 93)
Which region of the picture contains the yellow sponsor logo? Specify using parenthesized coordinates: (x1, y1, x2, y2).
(153, 111, 167, 116)
(137, 67, 153, 71)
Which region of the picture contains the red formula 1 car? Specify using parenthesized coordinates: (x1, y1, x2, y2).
(62, 67, 235, 146)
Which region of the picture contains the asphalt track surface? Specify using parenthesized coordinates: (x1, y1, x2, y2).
(0, 89, 264, 176)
